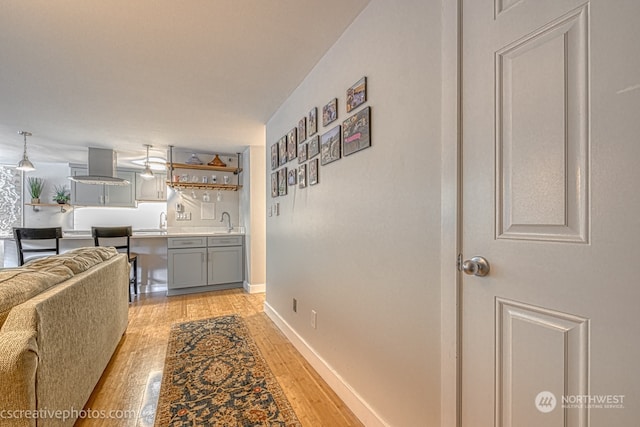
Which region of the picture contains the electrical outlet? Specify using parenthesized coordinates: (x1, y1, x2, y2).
(293, 298, 297, 313)
(311, 310, 317, 329)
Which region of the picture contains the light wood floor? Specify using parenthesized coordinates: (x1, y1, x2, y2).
(77, 289, 363, 427)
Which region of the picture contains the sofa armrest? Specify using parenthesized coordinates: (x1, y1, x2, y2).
(0, 330, 38, 427)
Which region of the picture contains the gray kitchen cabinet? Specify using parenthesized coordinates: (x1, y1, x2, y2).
(167, 247, 208, 289)
(70, 168, 135, 207)
(135, 173, 166, 201)
(167, 235, 243, 295)
(207, 235, 243, 286)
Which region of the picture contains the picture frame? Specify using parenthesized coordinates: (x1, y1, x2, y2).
(278, 168, 287, 196)
(322, 98, 338, 127)
(271, 143, 279, 170)
(320, 125, 341, 166)
(278, 136, 287, 166)
(287, 169, 297, 186)
(309, 159, 319, 185)
(342, 106, 371, 156)
(271, 172, 278, 197)
(287, 128, 297, 161)
(297, 117, 307, 142)
(298, 143, 307, 163)
(346, 77, 367, 113)
(308, 107, 318, 136)
(298, 164, 307, 188)
(307, 135, 319, 159)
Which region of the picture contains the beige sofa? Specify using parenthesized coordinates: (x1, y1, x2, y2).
(0, 247, 130, 427)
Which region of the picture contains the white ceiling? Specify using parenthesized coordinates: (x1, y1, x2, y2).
(0, 0, 370, 167)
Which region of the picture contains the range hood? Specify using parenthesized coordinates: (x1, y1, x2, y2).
(69, 147, 130, 185)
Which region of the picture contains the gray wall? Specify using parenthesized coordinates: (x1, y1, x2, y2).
(265, 0, 442, 425)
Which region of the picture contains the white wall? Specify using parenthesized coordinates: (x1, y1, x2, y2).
(23, 163, 74, 229)
(241, 145, 266, 292)
(265, 0, 442, 425)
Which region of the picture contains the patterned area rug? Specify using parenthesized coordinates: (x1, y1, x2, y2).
(154, 315, 301, 426)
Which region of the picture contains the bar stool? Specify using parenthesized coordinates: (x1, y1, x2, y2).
(91, 226, 138, 301)
(13, 227, 63, 265)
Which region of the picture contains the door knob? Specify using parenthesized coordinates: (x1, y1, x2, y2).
(462, 256, 490, 277)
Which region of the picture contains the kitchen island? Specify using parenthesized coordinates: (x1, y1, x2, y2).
(1, 228, 245, 296)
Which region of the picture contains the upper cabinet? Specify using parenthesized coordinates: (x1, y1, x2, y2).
(135, 173, 166, 201)
(70, 168, 136, 207)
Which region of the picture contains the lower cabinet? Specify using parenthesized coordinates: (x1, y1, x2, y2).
(167, 236, 244, 295)
(167, 247, 207, 289)
(208, 246, 243, 285)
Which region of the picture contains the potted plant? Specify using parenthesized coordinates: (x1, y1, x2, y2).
(27, 177, 45, 204)
(52, 184, 70, 205)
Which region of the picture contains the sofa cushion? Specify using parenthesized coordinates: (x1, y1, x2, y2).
(0, 247, 119, 328)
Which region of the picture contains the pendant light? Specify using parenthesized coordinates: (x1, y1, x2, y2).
(140, 144, 154, 180)
(16, 131, 35, 172)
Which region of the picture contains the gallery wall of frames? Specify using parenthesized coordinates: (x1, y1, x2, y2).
(269, 76, 371, 198)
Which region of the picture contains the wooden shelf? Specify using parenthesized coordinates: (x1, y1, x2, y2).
(166, 162, 242, 174)
(25, 203, 72, 213)
(166, 182, 242, 191)
(167, 149, 244, 192)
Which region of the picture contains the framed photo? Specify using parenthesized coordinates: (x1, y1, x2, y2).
(322, 98, 337, 127)
(308, 135, 319, 159)
(271, 143, 279, 170)
(287, 169, 297, 186)
(342, 106, 371, 156)
(308, 107, 318, 136)
(298, 143, 307, 163)
(320, 125, 341, 166)
(271, 172, 278, 197)
(278, 136, 287, 166)
(346, 77, 367, 113)
(298, 164, 307, 188)
(309, 159, 319, 185)
(297, 117, 307, 142)
(287, 128, 297, 161)
(278, 168, 287, 196)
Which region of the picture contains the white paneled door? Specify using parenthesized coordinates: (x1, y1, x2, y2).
(462, 0, 640, 426)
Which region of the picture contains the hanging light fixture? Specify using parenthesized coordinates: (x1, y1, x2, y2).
(140, 144, 154, 180)
(16, 131, 35, 171)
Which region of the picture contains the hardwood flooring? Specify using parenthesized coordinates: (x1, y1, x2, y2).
(76, 289, 362, 426)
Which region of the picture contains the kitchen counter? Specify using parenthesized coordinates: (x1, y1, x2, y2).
(0, 228, 245, 241)
(2, 229, 245, 290)
(60, 228, 244, 239)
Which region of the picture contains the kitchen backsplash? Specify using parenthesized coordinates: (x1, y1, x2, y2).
(74, 202, 166, 230)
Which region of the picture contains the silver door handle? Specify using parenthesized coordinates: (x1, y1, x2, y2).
(462, 256, 490, 277)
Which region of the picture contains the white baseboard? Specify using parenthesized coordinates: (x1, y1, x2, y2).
(263, 301, 390, 427)
(243, 281, 265, 294)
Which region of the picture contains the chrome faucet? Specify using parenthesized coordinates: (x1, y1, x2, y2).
(159, 211, 167, 229)
(220, 211, 232, 232)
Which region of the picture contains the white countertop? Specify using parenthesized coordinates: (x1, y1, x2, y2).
(0, 228, 244, 241)
(60, 228, 244, 239)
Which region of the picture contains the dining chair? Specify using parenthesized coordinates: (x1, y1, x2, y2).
(91, 226, 138, 301)
(13, 227, 63, 266)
